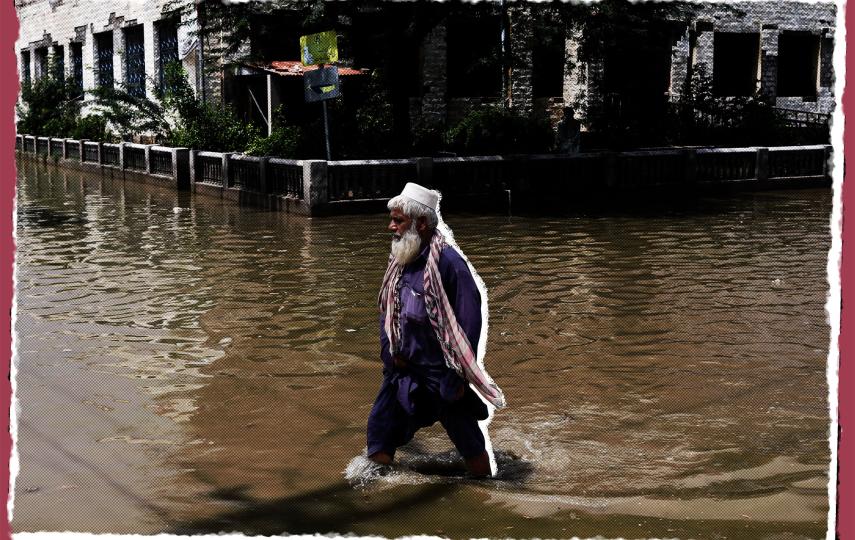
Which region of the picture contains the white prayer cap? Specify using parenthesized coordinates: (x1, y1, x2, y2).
(399, 182, 439, 211)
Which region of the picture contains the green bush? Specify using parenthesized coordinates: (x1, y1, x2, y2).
(445, 107, 555, 155)
(245, 125, 302, 158)
(161, 63, 257, 152)
(17, 75, 81, 137)
(70, 115, 111, 141)
(89, 86, 168, 142)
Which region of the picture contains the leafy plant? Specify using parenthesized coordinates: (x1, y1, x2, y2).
(17, 74, 80, 137)
(160, 62, 257, 151)
(445, 107, 554, 155)
(89, 85, 169, 141)
(245, 126, 302, 157)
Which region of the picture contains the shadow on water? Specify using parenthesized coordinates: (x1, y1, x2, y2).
(168, 480, 456, 535)
(168, 449, 535, 536)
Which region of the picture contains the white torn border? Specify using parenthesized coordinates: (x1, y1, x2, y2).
(435, 199, 502, 478)
(825, 0, 845, 539)
(8, 1, 846, 540)
(9, 136, 20, 523)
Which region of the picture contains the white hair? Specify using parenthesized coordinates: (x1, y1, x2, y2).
(387, 194, 439, 231)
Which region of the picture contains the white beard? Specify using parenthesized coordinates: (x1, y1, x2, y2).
(390, 227, 421, 265)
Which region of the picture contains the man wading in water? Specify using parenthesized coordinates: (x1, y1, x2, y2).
(368, 182, 505, 477)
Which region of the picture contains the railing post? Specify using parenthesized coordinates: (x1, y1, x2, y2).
(823, 144, 833, 180)
(259, 156, 270, 194)
(683, 148, 697, 185)
(46, 137, 53, 158)
(119, 142, 126, 170)
(756, 147, 769, 186)
(172, 147, 190, 189)
(79, 140, 88, 163)
(144, 145, 153, 174)
(97, 142, 105, 167)
(604, 152, 618, 189)
(415, 157, 434, 186)
(303, 160, 328, 215)
(221, 153, 233, 188)
(62, 139, 69, 160)
(189, 150, 199, 185)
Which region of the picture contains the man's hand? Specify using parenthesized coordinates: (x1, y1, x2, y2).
(392, 354, 408, 370)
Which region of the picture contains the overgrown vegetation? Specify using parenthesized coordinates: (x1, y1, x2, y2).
(160, 63, 258, 151)
(444, 108, 555, 156)
(17, 69, 111, 141)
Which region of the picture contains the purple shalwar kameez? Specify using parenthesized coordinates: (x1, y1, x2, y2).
(367, 242, 489, 460)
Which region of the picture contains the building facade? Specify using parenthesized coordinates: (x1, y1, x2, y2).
(15, 0, 204, 103)
(15, 0, 836, 138)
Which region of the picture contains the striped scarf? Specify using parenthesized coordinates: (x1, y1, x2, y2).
(379, 230, 506, 408)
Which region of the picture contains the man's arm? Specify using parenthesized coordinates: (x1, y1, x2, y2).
(379, 311, 393, 373)
(439, 247, 482, 354)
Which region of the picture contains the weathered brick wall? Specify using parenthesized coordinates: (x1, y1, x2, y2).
(533, 97, 565, 129)
(507, 4, 532, 116)
(692, 1, 836, 113)
(418, 17, 448, 129)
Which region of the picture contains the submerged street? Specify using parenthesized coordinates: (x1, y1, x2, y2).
(12, 158, 832, 539)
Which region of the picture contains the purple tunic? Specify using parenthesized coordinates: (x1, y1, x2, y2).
(381, 242, 482, 401)
(367, 241, 488, 459)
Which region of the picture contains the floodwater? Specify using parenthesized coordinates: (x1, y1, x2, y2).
(13, 158, 832, 539)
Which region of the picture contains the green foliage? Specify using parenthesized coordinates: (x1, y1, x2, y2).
(89, 86, 169, 141)
(444, 107, 555, 156)
(161, 63, 257, 151)
(69, 115, 110, 141)
(17, 75, 81, 137)
(245, 125, 302, 157)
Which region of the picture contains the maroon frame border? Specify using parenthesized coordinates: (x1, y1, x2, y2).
(0, 1, 849, 539)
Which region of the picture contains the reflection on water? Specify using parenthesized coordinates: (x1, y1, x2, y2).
(13, 158, 831, 538)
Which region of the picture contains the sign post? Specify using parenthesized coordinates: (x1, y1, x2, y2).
(301, 31, 339, 161)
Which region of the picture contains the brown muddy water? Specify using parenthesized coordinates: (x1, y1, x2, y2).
(12, 158, 832, 539)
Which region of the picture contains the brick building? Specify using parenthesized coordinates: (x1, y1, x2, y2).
(15, 0, 836, 138)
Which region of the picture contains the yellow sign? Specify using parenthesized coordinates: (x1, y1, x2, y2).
(300, 30, 338, 66)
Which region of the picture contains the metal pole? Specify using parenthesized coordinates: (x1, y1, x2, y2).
(322, 99, 331, 161)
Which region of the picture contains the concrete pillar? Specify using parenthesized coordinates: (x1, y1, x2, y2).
(97, 142, 105, 166)
(189, 150, 199, 184)
(303, 160, 328, 213)
(756, 147, 769, 184)
(119, 142, 126, 169)
(113, 26, 125, 92)
(138, 21, 155, 98)
(604, 152, 617, 189)
(46, 137, 53, 158)
(508, 4, 533, 116)
(669, 26, 692, 102)
(415, 157, 434, 186)
(259, 156, 269, 193)
(420, 18, 448, 129)
(173, 148, 190, 189)
(63, 139, 69, 160)
(81, 29, 96, 92)
(144, 145, 153, 173)
(563, 27, 587, 123)
(693, 24, 714, 81)
(683, 148, 697, 184)
(221, 153, 233, 188)
(760, 27, 779, 100)
(79, 139, 88, 163)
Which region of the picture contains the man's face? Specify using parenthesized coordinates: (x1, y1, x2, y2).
(388, 207, 413, 239)
(388, 208, 423, 265)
